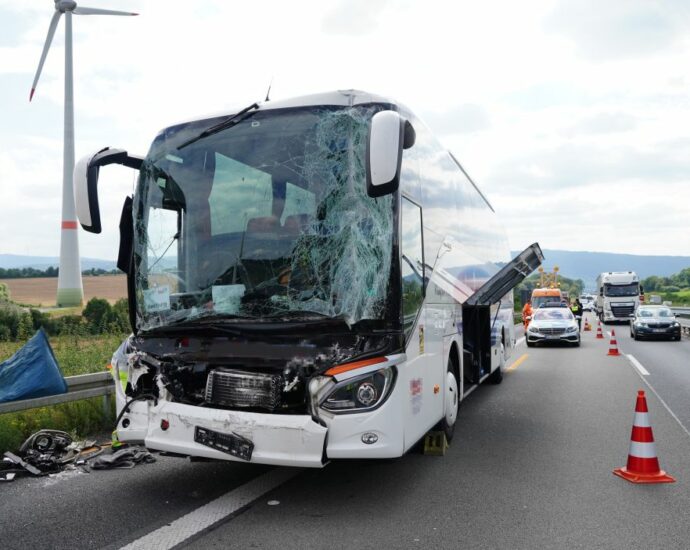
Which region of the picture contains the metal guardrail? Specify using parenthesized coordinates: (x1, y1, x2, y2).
(0, 371, 113, 415)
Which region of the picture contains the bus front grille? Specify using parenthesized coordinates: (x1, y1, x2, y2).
(205, 368, 282, 411)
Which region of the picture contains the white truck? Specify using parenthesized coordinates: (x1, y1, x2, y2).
(596, 271, 642, 323)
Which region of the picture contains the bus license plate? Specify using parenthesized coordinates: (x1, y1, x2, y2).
(194, 426, 254, 461)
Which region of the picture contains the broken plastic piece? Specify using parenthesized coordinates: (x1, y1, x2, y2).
(90, 446, 156, 470)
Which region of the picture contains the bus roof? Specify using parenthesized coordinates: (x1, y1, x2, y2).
(160, 90, 400, 133)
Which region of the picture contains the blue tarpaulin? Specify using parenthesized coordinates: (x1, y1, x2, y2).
(0, 329, 67, 403)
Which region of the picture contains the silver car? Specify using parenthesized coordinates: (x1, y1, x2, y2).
(526, 307, 580, 347)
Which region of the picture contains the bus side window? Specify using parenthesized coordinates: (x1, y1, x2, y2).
(401, 197, 424, 339)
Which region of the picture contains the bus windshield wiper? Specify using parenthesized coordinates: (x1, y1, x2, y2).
(178, 102, 260, 149)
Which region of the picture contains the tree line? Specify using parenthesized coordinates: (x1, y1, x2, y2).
(0, 295, 130, 342)
(642, 267, 690, 293)
(0, 267, 118, 279)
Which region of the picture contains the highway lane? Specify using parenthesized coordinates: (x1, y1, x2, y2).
(602, 314, 690, 433)
(184, 322, 690, 550)
(2, 317, 689, 550)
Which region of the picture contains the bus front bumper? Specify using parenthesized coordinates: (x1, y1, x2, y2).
(116, 399, 328, 468)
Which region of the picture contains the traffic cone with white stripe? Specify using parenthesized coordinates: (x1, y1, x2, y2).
(613, 390, 675, 484)
(607, 329, 621, 356)
(596, 321, 604, 339)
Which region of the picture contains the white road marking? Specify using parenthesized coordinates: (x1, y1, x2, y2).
(516, 336, 525, 347)
(120, 468, 301, 550)
(625, 360, 690, 441)
(626, 354, 649, 376)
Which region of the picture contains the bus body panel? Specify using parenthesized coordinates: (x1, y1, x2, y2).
(105, 90, 538, 466)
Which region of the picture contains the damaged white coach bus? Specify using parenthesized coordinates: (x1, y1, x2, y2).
(74, 90, 542, 467)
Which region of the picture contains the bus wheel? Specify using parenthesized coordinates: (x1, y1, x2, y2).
(439, 358, 459, 442)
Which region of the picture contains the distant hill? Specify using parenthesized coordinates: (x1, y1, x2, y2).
(515, 249, 690, 290)
(0, 254, 116, 271)
(3, 251, 689, 292)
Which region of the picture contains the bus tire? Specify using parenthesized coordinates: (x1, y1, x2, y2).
(437, 357, 459, 442)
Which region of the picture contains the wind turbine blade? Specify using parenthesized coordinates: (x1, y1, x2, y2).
(30, 11, 62, 101)
(72, 7, 139, 16)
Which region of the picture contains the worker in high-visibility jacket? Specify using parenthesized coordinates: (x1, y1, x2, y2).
(570, 298, 583, 331)
(522, 300, 533, 329)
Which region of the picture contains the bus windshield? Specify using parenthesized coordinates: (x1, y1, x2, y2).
(604, 283, 639, 297)
(133, 105, 395, 331)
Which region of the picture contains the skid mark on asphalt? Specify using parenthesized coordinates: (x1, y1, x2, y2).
(507, 353, 528, 372)
(120, 468, 302, 550)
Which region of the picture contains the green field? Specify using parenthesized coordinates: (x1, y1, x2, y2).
(648, 288, 690, 306)
(0, 333, 125, 453)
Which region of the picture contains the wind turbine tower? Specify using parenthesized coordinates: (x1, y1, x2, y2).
(30, 1, 137, 306)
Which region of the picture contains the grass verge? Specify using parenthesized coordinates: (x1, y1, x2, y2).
(0, 333, 125, 453)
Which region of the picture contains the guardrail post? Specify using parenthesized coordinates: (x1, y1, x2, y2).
(102, 393, 112, 425)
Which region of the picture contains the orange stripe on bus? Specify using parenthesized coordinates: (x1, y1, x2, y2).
(325, 356, 387, 376)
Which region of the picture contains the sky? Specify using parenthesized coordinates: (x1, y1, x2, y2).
(0, 0, 689, 261)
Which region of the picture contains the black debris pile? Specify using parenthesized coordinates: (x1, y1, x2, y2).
(1, 429, 155, 482)
(90, 446, 156, 470)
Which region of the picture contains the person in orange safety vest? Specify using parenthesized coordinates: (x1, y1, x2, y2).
(522, 300, 533, 329)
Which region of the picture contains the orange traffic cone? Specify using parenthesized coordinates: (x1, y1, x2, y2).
(607, 329, 621, 356)
(596, 321, 604, 339)
(613, 390, 675, 484)
(584, 319, 591, 331)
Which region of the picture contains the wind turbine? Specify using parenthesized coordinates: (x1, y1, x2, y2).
(30, 1, 137, 307)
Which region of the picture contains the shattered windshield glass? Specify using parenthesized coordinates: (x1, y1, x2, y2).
(133, 105, 394, 331)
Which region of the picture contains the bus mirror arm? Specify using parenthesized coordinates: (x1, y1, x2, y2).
(74, 147, 143, 234)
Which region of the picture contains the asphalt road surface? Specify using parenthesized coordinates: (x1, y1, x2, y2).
(2, 311, 689, 549)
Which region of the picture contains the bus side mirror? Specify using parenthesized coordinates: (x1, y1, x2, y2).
(366, 111, 415, 198)
(74, 147, 143, 233)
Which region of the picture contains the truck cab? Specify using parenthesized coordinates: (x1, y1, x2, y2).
(596, 271, 642, 323)
(531, 288, 563, 309)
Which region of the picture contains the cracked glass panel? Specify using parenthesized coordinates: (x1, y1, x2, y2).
(133, 105, 394, 331)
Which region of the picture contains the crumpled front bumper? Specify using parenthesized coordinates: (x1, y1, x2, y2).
(116, 398, 328, 468)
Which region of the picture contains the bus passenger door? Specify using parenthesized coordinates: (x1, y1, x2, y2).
(463, 243, 544, 386)
(400, 197, 443, 450)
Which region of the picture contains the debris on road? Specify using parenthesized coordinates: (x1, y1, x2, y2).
(0, 429, 154, 481)
(90, 446, 156, 470)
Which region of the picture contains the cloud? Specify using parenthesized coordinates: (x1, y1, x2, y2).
(564, 112, 637, 137)
(485, 138, 690, 194)
(545, 0, 689, 61)
(422, 104, 491, 136)
(321, 0, 392, 36)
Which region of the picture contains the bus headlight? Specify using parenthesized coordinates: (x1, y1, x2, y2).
(321, 367, 395, 413)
